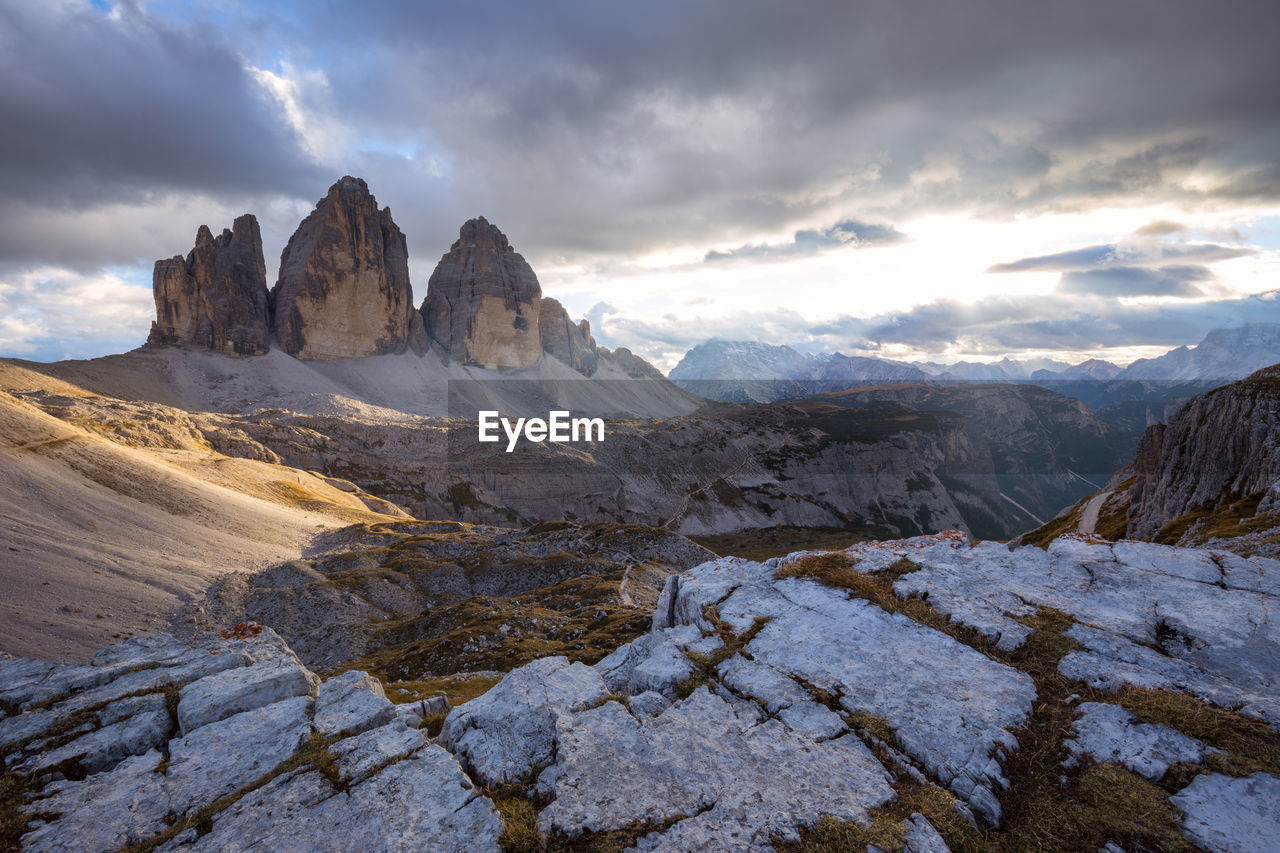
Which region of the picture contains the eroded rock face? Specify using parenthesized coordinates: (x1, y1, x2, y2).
(422, 217, 542, 368)
(539, 297, 598, 375)
(272, 177, 423, 360)
(148, 215, 270, 356)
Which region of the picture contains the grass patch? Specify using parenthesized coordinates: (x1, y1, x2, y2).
(774, 554, 999, 658)
(689, 522, 896, 562)
(422, 712, 448, 739)
(1109, 686, 1280, 778)
(495, 794, 542, 853)
(676, 612, 771, 700)
(1, 772, 38, 852)
(1017, 501, 1086, 549)
(384, 673, 501, 708)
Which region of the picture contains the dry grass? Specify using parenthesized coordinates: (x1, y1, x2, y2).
(495, 794, 542, 853)
(774, 553, 998, 657)
(384, 673, 502, 708)
(1154, 493, 1273, 546)
(1109, 686, 1280, 778)
(689, 523, 896, 562)
(676, 611, 771, 699)
(1, 772, 37, 853)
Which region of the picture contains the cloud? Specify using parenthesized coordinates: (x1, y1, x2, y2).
(1133, 220, 1186, 237)
(1056, 265, 1213, 297)
(2, 0, 1280, 361)
(852, 290, 1280, 354)
(0, 265, 153, 361)
(704, 219, 904, 263)
(988, 241, 1252, 273)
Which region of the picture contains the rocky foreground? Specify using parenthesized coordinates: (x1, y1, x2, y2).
(3, 533, 1279, 852)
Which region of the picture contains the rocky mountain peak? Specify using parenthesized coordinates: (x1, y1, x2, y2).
(453, 215, 512, 253)
(422, 217, 543, 368)
(147, 213, 270, 356)
(271, 177, 425, 360)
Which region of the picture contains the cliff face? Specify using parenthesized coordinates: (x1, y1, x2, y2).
(422, 217, 543, 368)
(1019, 364, 1280, 555)
(1125, 366, 1280, 541)
(148, 215, 270, 356)
(271, 177, 424, 360)
(539, 297, 598, 375)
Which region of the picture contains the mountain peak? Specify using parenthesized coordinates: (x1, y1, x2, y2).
(453, 216, 513, 254)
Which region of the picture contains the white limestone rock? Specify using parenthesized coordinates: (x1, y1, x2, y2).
(314, 669, 395, 737)
(885, 536, 1280, 723)
(628, 690, 671, 718)
(594, 624, 720, 697)
(20, 749, 173, 853)
(777, 700, 847, 741)
(331, 718, 425, 784)
(165, 695, 312, 814)
(13, 693, 171, 776)
(666, 556, 1034, 824)
(1059, 624, 1280, 728)
(439, 656, 608, 786)
(716, 653, 811, 713)
(164, 746, 502, 852)
(177, 657, 318, 735)
(1065, 701, 1215, 781)
(534, 689, 895, 850)
(1171, 772, 1280, 853)
(393, 694, 449, 729)
(904, 812, 952, 853)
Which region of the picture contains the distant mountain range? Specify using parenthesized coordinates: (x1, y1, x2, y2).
(668, 324, 1280, 404)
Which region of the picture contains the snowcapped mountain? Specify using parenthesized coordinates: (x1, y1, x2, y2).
(668, 340, 928, 402)
(668, 324, 1280, 404)
(1117, 324, 1280, 381)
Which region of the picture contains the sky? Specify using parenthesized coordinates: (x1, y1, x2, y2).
(1, 0, 1279, 369)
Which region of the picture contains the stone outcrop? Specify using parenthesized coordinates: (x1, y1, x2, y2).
(538, 297, 598, 375)
(271, 176, 425, 360)
(601, 345, 665, 379)
(5, 531, 1280, 849)
(1, 627, 500, 852)
(422, 217, 542, 368)
(148, 215, 270, 356)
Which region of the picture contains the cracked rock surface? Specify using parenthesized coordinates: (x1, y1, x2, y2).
(859, 532, 1280, 727)
(2, 626, 500, 853)
(5, 531, 1280, 851)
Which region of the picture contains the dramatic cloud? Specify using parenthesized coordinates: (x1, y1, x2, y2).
(846, 290, 1280, 355)
(989, 242, 1252, 273)
(704, 220, 904, 263)
(1057, 266, 1213, 298)
(1, 0, 1279, 361)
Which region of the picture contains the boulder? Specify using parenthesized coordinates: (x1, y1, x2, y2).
(272, 176, 424, 359)
(422, 217, 543, 368)
(148, 214, 271, 356)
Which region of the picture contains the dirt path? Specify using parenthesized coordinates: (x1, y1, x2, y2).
(1077, 491, 1111, 535)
